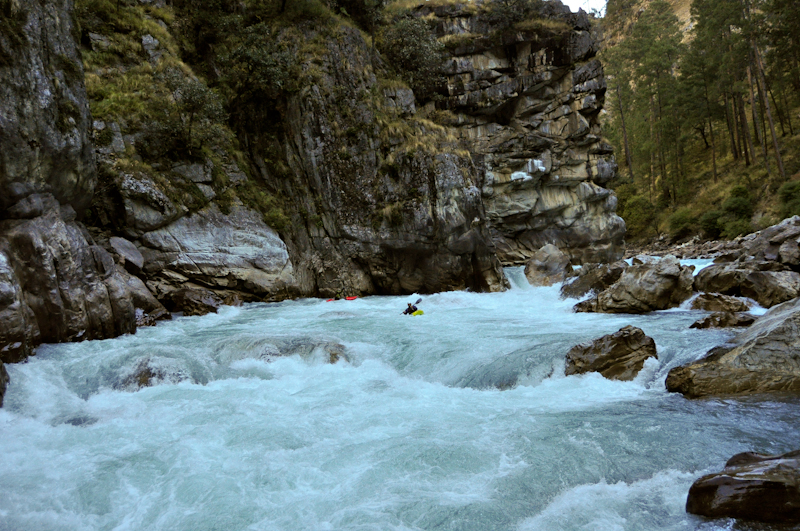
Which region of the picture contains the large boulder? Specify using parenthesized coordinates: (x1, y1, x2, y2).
(666, 296, 800, 397)
(738, 215, 800, 265)
(686, 450, 800, 523)
(560, 260, 627, 299)
(576, 256, 694, 314)
(140, 204, 297, 299)
(693, 261, 800, 308)
(690, 293, 750, 312)
(0, 205, 136, 362)
(689, 312, 756, 329)
(164, 286, 224, 317)
(565, 325, 657, 381)
(524, 244, 572, 287)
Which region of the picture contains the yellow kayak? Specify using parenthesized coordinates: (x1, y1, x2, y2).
(412, 310, 424, 316)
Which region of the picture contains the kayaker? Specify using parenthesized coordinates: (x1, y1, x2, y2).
(402, 302, 418, 315)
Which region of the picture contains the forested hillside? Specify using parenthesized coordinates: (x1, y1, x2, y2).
(601, 0, 800, 241)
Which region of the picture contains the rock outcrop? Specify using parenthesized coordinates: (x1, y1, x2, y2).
(575, 255, 694, 313)
(689, 312, 756, 329)
(430, 2, 626, 265)
(560, 260, 627, 298)
(666, 296, 800, 397)
(686, 450, 800, 523)
(565, 325, 657, 380)
(694, 261, 800, 309)
(523, 243, 572, 286)
(690, 293, 750, 312)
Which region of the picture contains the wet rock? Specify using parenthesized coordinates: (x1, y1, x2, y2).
(690, 293, 751, 312)
(164, 286, 224, 317)
(666, 296, 800, 397)
(116, 357, 192, 391)
(560, 260, 627, 299)
(694, 262, 800, 308)
(0, 360, 8, 407)
(565, 325, 657, 381)
(524, 244, 572, 287)
(689, 312, 756, 329)
(579, 256, 694, 314)
(686, 450, 800, 523)
(738, 216, 800, 266)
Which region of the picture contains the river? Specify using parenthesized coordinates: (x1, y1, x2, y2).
(1, 266, 798, 531)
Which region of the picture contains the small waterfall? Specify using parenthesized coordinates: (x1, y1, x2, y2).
(503, 266, 531, 290)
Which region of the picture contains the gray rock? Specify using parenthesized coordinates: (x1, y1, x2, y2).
(523, 244, 572, 286)
(694, 262, 800, 308)
(560, 260, 627, 299)
(666, 296, 800, 397)
(165, 286, 224, 316)
(0, 0, 96, 214)
(140, 204, 296, 297)
(689, 312, 756, 329)
(565, 325, 657, 381)
(686, 450, 800, 523)
(109, 236, 144, 274)
(690, 293, 751, 312)
(587, 256, 695, 314)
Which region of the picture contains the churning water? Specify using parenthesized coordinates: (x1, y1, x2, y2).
(2, 266, 799, 531)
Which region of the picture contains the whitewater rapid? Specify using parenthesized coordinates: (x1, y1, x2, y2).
(1, 267, 798, 531)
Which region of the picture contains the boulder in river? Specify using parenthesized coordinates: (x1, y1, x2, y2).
(565, 325, 657, 380)
(165, 286, 224, 317)
(693, 261, 800, 308)
(690, 293, 750, 312)
(666, 296, 800, 397)
(686, 449, 800, 523)
(524, 244, 572, 287)
(689, 312, 756, 329)
(575, 255, 694, 314)
(560, 260, 627, 299)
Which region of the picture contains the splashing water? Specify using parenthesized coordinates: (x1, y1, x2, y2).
(1, 266, 798, 531)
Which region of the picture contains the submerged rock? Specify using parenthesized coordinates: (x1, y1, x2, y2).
(524, 244, 572, 287)
(686, 450, 800, 523)
(666, 296, 800, 397)
(565, 325, 657, 381)
(576, 256, 694, 314)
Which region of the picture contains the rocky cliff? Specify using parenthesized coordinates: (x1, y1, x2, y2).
(0, 0, 625, 362)
(431, 2, 626, 264)
(0, 0, 137, 363)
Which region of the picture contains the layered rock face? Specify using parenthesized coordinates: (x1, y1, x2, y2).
(0, 0, 138, 363)
(430, 2, 626, 265)
(254, 26, 508, 296)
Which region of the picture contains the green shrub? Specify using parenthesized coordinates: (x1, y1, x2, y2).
(699, 209, 723, 238)
(721, 195, 753, 220)
(482, 0, 545, 30)
(720, 219, 752, 239)
(378, 17, 445, 100)
(778, 181, 800, 219)
(667, 208, 695, 240)
(621, 195, 656, 237)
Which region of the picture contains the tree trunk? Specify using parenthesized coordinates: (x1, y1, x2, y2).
(747, 64, 769, 173)
(615, 84, 635, 180)
(781, 89, 794, 135)
(703, 79, 718, 182)
(724, 92, 738, 160)
(736, 91, 754, 166)
(769, 88, 786, 136)
(754, 45, 786, 179)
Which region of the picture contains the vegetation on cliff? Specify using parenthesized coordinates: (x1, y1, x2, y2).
(601, 0, 800, 241)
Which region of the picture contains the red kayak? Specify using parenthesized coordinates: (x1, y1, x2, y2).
(326, 296, 358, 301)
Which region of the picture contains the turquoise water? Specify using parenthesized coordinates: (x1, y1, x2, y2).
(1, 268, 797, 531)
